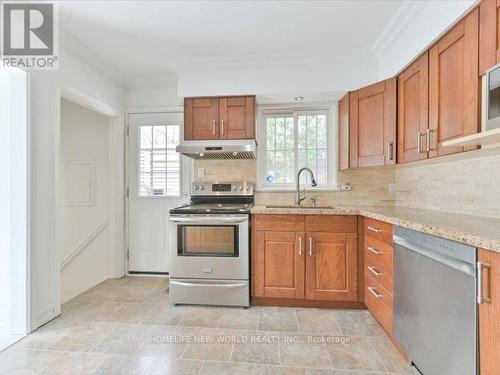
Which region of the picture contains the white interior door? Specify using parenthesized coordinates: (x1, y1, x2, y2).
(127, 113, 190, 273)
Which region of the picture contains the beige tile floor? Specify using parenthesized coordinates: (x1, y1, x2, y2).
(0, 277, 411, 375)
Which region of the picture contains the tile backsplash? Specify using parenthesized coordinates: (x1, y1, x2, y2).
(395, 148, 500, 218)
(193, 159, 257, 183)
(193, 147, 500, 218)
(193, 159, 396, 207)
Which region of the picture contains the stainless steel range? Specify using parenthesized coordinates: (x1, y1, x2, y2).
(168, 181, 253, 307)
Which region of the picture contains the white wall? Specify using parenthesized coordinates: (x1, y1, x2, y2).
(60, 99, 112, 303)
(177, 50, 378, 99)
(0, 69, 12, 332)
(125, 84, 181, 109)
(0, 67, 28, 335)
(29, 47, 126, 330)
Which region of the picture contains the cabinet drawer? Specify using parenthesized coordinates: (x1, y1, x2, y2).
(364, 218, 393, 245)
(365, 253, 393, 294)
(305, 215, 357, 233)
(253, 215, 304, 232)
(365, 273, 393, 333)
(364, 236, 393, 270)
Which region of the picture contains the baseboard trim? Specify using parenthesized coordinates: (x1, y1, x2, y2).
(251, 297, 366, 309)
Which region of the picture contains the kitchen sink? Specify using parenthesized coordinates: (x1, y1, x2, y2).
(265, 205, 336, 209)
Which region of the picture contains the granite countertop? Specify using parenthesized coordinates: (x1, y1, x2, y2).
(251, 205, 500, 253)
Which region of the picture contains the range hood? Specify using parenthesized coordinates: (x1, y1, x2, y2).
(176, 139, 257, 160)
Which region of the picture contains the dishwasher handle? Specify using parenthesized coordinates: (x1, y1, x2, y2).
(393, 236, 475, 277)
(477, 262, 492, 304)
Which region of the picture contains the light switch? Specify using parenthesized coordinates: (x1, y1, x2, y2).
(197, 167, 205, 178)
(388, 183, 397, 193)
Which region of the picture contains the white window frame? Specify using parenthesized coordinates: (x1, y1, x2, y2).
(257, 107, 338, 192)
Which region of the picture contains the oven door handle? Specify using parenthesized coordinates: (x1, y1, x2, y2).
(170, 280, 248, 289)
(170, 216, 248, 224)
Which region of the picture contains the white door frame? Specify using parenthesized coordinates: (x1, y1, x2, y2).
(124, 107, 192, 274)
(53, 84, 125, 316)
(1, 67, 30, 338)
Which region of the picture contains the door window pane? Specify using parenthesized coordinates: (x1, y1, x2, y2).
(138, 124, 181, 197)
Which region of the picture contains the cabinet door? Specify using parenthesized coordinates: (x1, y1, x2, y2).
(339, 93, 350, 170)
(253, 231, 305, 299)
(349, 78, 396, 168)
(429, 9, 479, 157)
(479, 0, 500, 76)
(479, 248, 500, 375)
(397, 52, 429, 163)
(305, 232, 358, 301)
(184, 98, 219, 140)
(219, 96, 255, 139)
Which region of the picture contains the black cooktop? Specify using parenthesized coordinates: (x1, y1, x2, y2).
(170, 196, 254, 215)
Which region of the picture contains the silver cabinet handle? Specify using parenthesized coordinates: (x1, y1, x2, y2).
(426, 129, 434, 152)
(309, 237, 313, 256)
(477, 262, 492, 304)
(367, 266, 382, 276)
(417, 131, 423, 154)
(298, 237, 302, 256)
(386, 142, 394, 161)
(367, 226, 382, 233)
(367, 246, 382, 255)
(368, 286, 383, 299)
(212, 120, 216, 135)
(221, 119, 224, 136)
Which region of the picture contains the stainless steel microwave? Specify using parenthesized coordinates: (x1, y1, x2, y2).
(483, 63, 500, 131)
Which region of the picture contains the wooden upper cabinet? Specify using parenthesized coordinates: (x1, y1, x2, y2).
(305, 232, 358, 301)
(253, 230, 305, 299)
(338, 93, 350, 170)
(184, 96, 255, 140)
(478, 248, 500, 375)
(219, 96, 255, 139)
(184, 98, 219, 140)
(429, 9, 480, 157)
(479, 0, 500, 76)
(349, 77, 396, 168)
(397, 52, 429, 164)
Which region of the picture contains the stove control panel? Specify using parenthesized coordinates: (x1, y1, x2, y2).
(191, 182, 254, 196)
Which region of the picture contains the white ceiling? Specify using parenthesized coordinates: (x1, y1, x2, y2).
(59, 0, 403, 90)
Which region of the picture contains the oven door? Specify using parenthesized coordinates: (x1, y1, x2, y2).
(169, 214, 249, 280)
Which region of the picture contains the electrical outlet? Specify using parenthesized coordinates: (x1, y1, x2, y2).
(197, 168, 205, 178)
(388, 183, 397, 193)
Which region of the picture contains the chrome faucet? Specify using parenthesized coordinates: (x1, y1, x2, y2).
(295, 167, 317, 205)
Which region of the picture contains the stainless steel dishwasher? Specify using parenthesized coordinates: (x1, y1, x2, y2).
(393, 226, 477, 375)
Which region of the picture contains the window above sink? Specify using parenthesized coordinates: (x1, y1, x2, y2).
(256, 108, 338, 192)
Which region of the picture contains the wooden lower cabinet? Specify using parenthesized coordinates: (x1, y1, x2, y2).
(253, 230, 304, 299)
(305, 232, 358, 301)
(479, 248, 500, 375)
(363, 219, 394, 335)
(252, 215, 359, 305)
(364, 272, 393, 333)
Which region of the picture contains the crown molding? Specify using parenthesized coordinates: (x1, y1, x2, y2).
(370, 0, 427, 60)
